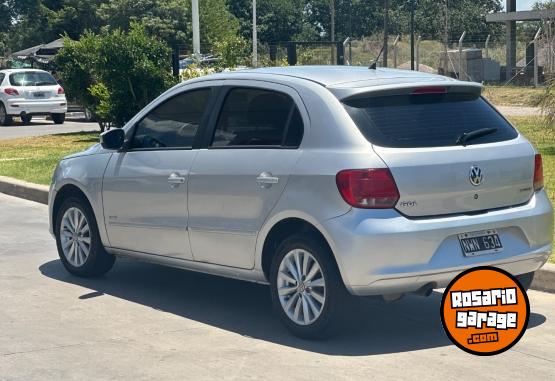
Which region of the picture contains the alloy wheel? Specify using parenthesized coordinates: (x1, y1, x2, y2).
(60, 207, 91, 267)
(277, 249, 326, 326)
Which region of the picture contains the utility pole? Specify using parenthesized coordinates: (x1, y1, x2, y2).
(330, 0, 335, 42)
(330, 0, 335, 64)
(443, 0, 449, 74)
(410, 0, 416, 70)
(192, 0, 200, 56)
(252, 0, 257, 67)
(383, 0, 390, 67)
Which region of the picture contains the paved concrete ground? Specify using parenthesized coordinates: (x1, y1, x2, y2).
(0, 193, 554, 381)
(0, 115, 97, 140)
(496, 106, 543, 117)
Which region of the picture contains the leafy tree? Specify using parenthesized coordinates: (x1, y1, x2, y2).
(98, 0, 238, 49)
(56, 24, 176, 130)
(98, 0, 190, 47)
(227, 0, 307, 43)
(49, 0, 106, 39)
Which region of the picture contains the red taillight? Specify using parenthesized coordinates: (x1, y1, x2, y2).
(58, 86, 65, 95)
(534, 154, 544, 191)
(411, 87, 447, 95)
(4, 88, 19, 96)
(336, 169, 400, 209)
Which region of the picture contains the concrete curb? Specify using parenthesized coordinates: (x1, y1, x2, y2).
(0, 176, 48, 205)
(531, 263, 555, 294)
(0, 175, 554, 293)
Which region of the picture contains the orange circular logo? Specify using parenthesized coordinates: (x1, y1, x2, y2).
(440, 267, 530, 356)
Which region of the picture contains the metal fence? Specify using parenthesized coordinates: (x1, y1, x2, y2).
(344, 25, 554, 86)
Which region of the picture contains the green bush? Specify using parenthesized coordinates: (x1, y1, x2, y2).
(56, 23, 177, 130)
(542, 79, 555, 128)
(213, 35, 250, 67)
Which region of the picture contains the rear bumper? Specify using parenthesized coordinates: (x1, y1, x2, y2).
(323, 191, 553, 296)
(5, 98, 67, 115)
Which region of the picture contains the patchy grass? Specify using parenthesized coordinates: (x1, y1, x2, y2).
(484, 86, 545, 107)
(0, 132, 99, 185)
(509, 116, 555, 262)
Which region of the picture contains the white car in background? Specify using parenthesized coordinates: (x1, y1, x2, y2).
(0, 69, 67, 126)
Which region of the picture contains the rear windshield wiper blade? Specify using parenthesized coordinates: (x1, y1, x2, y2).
(456, 128, 498, 147)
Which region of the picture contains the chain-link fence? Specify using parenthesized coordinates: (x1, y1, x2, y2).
(345, 23, 554, 86)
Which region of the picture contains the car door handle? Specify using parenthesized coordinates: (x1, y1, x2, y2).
(257, 172, 279, 188)
(168, 172, 186, 187)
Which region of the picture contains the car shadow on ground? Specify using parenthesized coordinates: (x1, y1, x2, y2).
(39, 258, 546, 356)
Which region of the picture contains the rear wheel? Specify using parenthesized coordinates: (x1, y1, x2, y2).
(21, 115, 32, 124)
(0, 104, 13, 126)
(52, 113, 65, 124)
(516, 271, 535, 291)
(55, 197, 115, 277)
(270, 234, 346, 339)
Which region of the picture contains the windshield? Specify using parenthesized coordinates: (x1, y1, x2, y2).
(342, 93, 518, 148)
(9, 72, 58, 87)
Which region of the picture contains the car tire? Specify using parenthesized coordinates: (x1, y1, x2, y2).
(52, 113, 66, 124)
(55, 196, 115, 277)
(21, 115, 32, 124)
(84, 108, 95, 122)
(269, 233, 346, 339)
(516, 271, 535, 291)
(0, 104, 13, 126)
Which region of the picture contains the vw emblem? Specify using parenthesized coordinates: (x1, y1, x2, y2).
(469, 166, 483, 186)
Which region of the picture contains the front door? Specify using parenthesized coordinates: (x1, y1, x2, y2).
(102, 87, 214, 259)
(188, 84, 306, 268)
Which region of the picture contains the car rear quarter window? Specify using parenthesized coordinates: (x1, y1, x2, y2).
(9, 72, 58, 87)
(211, 87, 304, 148)
(342, 92, 518, 148)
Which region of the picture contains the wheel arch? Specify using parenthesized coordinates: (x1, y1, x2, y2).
(258, 215, 344, 285)
(52, 184, 94, 234)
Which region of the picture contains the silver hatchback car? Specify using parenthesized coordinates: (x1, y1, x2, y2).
(49, 66, 553, 337)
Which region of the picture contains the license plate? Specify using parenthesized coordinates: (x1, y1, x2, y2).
(33, 92, 45, 98)
(458, 229, 503, 257)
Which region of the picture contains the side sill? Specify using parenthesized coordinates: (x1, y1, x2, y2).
(106, 247, 269, 285)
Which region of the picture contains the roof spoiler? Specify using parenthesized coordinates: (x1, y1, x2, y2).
(330, 81, 483, 101)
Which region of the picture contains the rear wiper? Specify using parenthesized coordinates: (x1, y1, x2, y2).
(456, 128, 498, 147)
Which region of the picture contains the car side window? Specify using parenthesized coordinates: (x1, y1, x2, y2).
(131, 88, 211, 149)
(0, 73, 4, 84)
(211, 87, 304, 148)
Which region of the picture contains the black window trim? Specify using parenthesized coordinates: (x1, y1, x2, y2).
(123, 86, 217, 152)
(204, 85, 304, 150)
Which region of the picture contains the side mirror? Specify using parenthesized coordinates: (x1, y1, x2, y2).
(100, 129, 125, 150)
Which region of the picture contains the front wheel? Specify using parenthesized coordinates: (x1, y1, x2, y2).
(55, 197, 115, 277)
(52, 113, 65, 124)
(270, 234, 346, 339)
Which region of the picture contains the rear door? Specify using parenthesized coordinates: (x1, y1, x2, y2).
(187, 82, 305, 269)
(342, 86, 536, 217)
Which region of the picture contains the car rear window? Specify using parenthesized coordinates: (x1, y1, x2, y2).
(9, 72, 58, 87)
(342, 92, 518, 148)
